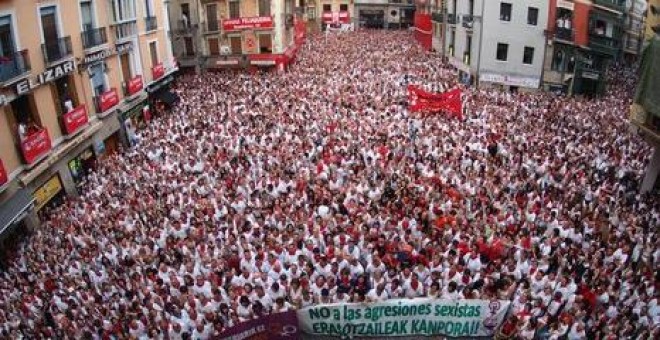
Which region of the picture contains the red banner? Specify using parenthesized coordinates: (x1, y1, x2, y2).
(223, 16, 274, 31)
(126, 75, 143, 96)
(152, 63, 165, 80)
(295, 18, 306, 43)
(21, 128, 52, 165)
(414, 13, 433, 51)
(322, 11, 350, 24)
(0, 158, 7, 186)
(98, 88, 119, 112)
(407, 85, 463, 118)
(62, 105, 89, 135)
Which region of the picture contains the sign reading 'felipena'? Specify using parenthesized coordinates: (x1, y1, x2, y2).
(298, 299, 510, 338)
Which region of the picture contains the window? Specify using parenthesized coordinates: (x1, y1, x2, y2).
(144, 0, 154, 17)
(340, 4, 348, 11)
(527, 7, 538, 26)
(496, 43, 508, 61)
(468, 0, 474, 16)
(80, 1, 94, 31)
(149, 41, 158, 66)
(523, 46, 534, 64)
(207, 4, 219, 31)
(258, 33, 272, 53)
(111, 0, 137, 22)
(181, 3, 191, 26)
(52, 76, 78, 115)
(229, 36, 242, 54)
(0, 15, 16, 57)
(10, 94, 41, 142)
(208, 37, 219, 56)
(183, 37, 194, 56)
(449, 29, 455, 57)
(500, 2, 511, 22)
(229, 1, 240, 19)
(259, 0, 271, 16)
(465, 35, 472, 65)
(119, 52, 132, 83)
(323, 4, 331, 12)
(89, 62, 107, 97)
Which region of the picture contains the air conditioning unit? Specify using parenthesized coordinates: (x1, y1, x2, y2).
(220, 45, 231, 55)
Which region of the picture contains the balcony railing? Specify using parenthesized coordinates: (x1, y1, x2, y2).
(0, 50, 31, 83)
(175, 20, 197, 33)
(593, 0, 626, 12)
(41, 36, 73, 64)
(112, 21, 137, 41)
(555, 28, 574, 42)
(145, 16, 158, 31)
(462, 15, 473, 29)
(81, 27, 108, 49)
(589, 33, 621, 55)
(447, 13, 457, 25)
(431, 12, 444, 23)
(203, 20, 220, 33)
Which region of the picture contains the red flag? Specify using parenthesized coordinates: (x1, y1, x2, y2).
(407, 85, 463, 119)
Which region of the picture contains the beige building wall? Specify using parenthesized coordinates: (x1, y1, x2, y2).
(0, 0, 176, 212)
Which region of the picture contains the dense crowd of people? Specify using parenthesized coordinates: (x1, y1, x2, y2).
(0, 30, 657, 339)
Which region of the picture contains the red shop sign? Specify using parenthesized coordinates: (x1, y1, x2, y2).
(98, 88, 119, 113)
(223, 16, 273, 31)
(0, 158, 7, 186)
(21, 128, 52, 165)
(152, 63, 165, 80)
(126, 75, 143, 96)
(63, 105, 89, 135)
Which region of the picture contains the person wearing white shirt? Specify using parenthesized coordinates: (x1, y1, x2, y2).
(366, 284, 390, 302)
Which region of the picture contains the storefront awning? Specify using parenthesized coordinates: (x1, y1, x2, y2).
(0, 188, 34, 236)
(146, 75, 174, 94)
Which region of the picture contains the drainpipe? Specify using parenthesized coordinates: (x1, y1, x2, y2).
(475, 0, 485, 89)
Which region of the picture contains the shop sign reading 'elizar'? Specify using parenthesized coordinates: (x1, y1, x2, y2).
(15, 60, 75, 96)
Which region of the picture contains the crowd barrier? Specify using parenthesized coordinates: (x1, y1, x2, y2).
(217, 299, 511, 339)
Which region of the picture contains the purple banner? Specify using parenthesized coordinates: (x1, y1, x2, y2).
(216, 310, 299, 340)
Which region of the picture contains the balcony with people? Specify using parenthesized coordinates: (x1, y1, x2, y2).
(588, 18, 623, 56)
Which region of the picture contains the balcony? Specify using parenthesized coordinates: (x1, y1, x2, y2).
(20, 127, 52, 165)
(203, 20, 220, 33)
(462, 15, 473, 29)
(431, 12, 444, 23)
(112, 21, 137, 41)
(0, 50, 31, 83)
(81, 27, 108, 50)
(593, 0, 626, 13)
(174, 20, 197, 34)
(145, 16, 158, 31)
(447, 13, 457, 25)
(554, 28, 574, 42)
(589, 33, 621, 56)
(41, 36, 72, 64)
